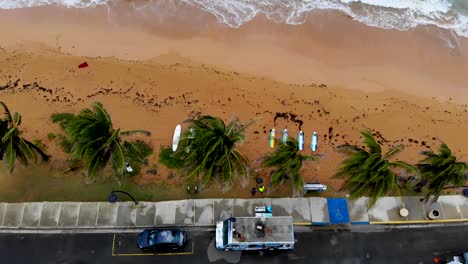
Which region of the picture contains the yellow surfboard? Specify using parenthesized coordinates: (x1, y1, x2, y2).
(269, 128, 276, 148)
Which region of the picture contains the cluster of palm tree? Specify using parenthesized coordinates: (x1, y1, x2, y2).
(51, 101, 152, 184)
(1, 99, 466, 207)
(0, 101, 152, 184)
(162, 115, 321, 194)
(0, 102, 49, 174)
(165, 115, 466, 207)
(335, 131, 467, 206)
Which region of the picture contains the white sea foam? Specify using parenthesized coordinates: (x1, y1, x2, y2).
(0, 0, 108, 9)
(1, 0, 468, 38)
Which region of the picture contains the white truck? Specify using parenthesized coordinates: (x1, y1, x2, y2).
(215, 216, 295, 251)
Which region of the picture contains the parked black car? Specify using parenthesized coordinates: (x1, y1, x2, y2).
(137, 229, 187, 251)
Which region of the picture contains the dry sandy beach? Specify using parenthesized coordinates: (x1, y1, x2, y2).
(0, 2, 467, 193)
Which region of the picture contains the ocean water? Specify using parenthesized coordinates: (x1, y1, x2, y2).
(1, 0, 468, 38)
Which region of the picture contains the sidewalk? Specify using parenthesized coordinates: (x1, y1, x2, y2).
(0, 195, 466, 229)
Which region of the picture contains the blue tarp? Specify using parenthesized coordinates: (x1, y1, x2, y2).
(327, 198, 350, 224)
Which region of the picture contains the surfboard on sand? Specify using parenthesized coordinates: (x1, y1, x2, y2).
(172, 124, 181, 152)
(282, 129, 288, 144)
(269, 128, 276, 148)
(311, 131, 318, 151)
(298, 131, 304, 151)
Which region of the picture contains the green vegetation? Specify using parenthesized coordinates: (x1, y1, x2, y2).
(159, 145, 183, 169)
(47, 133, 56, 140)
(51, 101, 152, 184)
(172, 115, 252, 190)
(51, 113, 75, 154)
(32, 139, 46, 150)
(122, 140, 153, 177)
(418, 143, 467, 202)
(0, 102, 49, 173)
(262, 137, 319, 193)
(0, 101, 463, 204)
(0, 163, 172, 202)
(334, 130, 416, 208)
(0, 163, 296, 202)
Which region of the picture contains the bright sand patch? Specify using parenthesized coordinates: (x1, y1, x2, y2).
(0, 4, 467, 194)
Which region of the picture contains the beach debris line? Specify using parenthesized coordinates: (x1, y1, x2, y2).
(269, 128, 276, 148)
(78, 62, 88, 68)
(311, 131, 318, 151)
(273, 112, 303, 130)
(172, 124, 182, 151)
(298, 131, 304, 151)
(282, 129, 288, 144)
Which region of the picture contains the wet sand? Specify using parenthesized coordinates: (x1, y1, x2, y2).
(0, 3, 467, 191)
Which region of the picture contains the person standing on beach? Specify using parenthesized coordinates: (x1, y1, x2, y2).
(258, 185, 265, 193)
(251, 187, 257, 196)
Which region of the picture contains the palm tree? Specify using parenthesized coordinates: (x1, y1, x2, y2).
(55, 101, 151, 183)
(261, 137, 319, 194)
(173, 115, 251, 190)
(417, 143, 467, 202)
(0, 102, 49, 173)
(335, 130, 415, 208)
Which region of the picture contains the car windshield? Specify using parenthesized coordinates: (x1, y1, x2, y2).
(148, 230, 180, 246)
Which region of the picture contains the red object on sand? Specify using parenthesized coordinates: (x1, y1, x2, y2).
(78, 62, 88, 68)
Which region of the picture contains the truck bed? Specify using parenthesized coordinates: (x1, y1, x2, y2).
(231, 216, 294, 243)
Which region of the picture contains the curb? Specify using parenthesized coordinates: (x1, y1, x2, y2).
(370, 218, 468, 225)
(293, 222, 312, 226)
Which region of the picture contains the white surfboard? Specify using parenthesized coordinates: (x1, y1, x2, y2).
(282, 129, 288, 144)
(172, 124, 181, 152)
(311, 131, 318, 151)
(298, 131, 304, 151)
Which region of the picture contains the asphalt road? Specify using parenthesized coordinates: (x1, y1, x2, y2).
(0, 225, 466, 264)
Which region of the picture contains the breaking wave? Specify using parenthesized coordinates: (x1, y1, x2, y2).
(1, 0, 467, 37)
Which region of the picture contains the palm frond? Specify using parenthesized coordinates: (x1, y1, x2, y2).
(389, 160, 416, 173)
(360, 130, 381, 154)
(417, 143, 467, 202)
(336, 130, 408, 208)
(0, 102, 49, 173)
(173, 115, 250, 190)
(0, 101, 13, 123)
(384, 144, 404, 159)
(261, 137, 318, 192)
(5, 138, 16, 173)
(336, 144, 365, 154)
